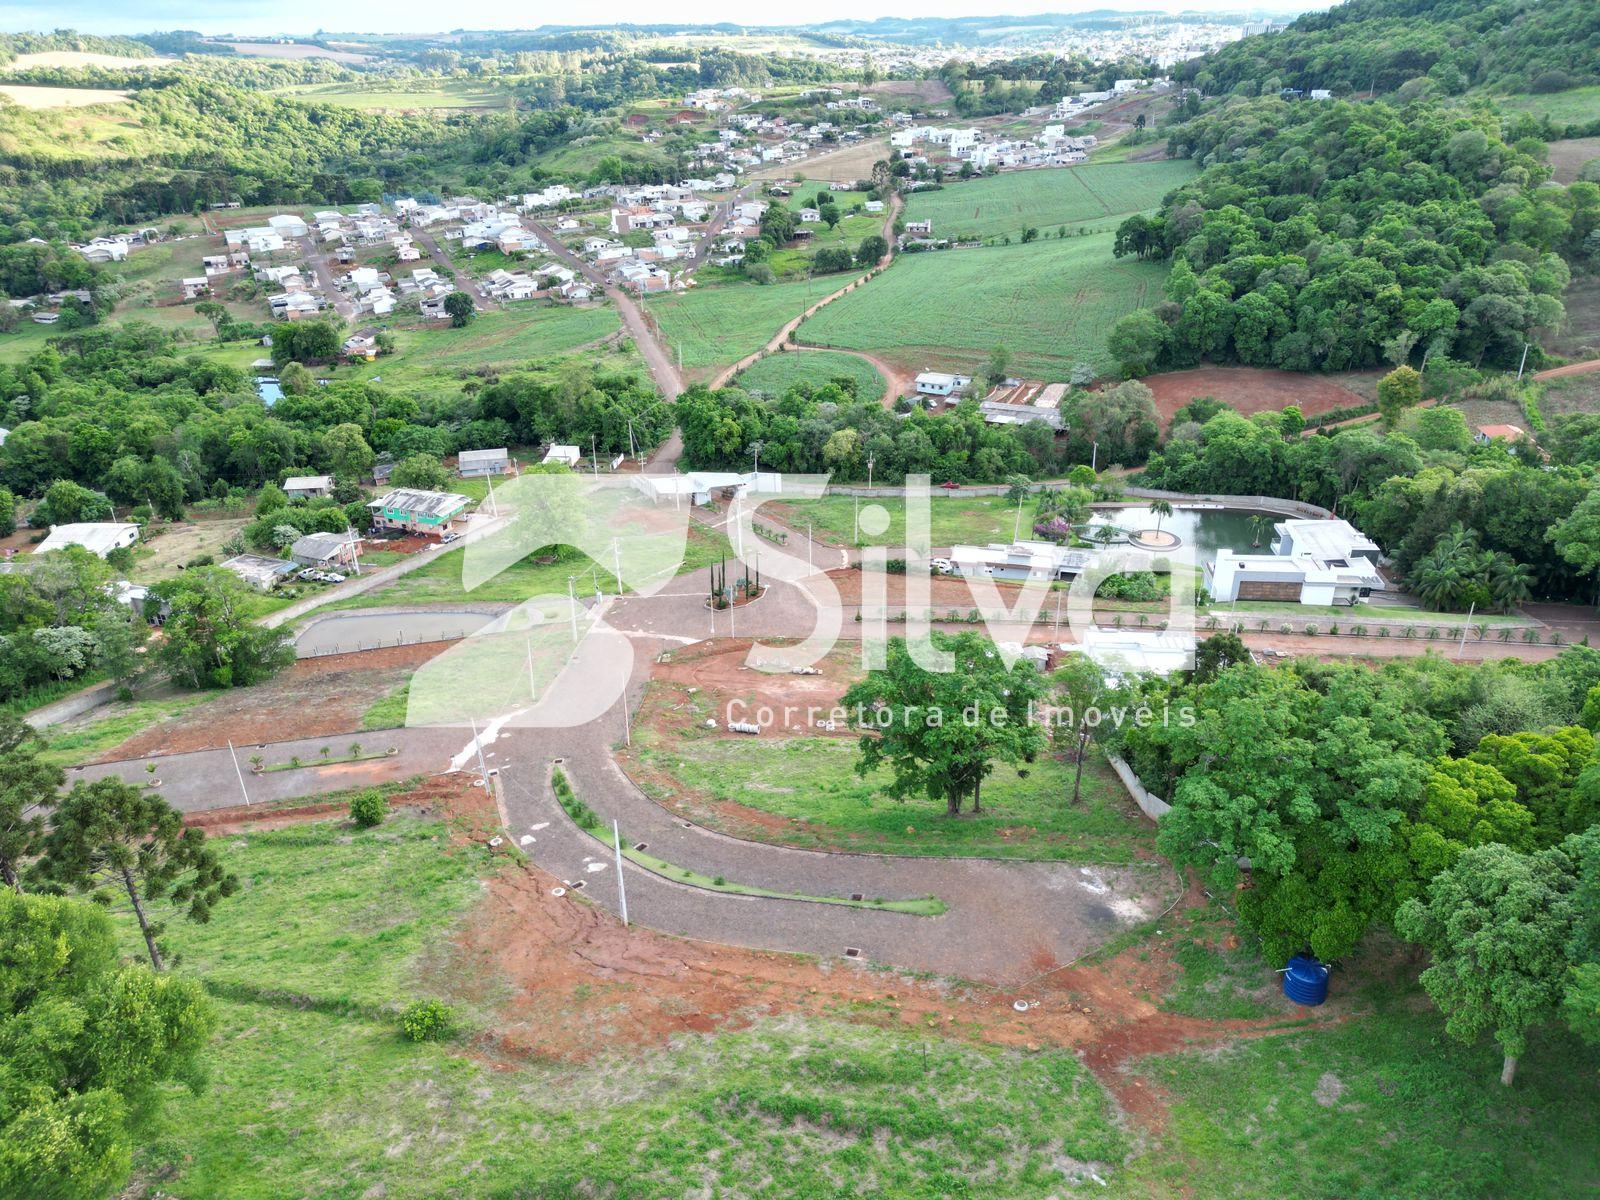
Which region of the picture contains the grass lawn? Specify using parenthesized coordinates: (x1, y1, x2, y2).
(735, 348, 887, 401)
(40, 692, 211, 767)
(1494, 85, 1600, 127)
(117, 812, 1128, 1198)
(628, 720, 1156, 862)
(799, 233, 1167, 378)
(766, 493, 1039, 547)
(1118, 959, 1600, 1199)
(905, 161, 1198, 243)
(325, 522, 731, 611)
(646, 275, 846, 371)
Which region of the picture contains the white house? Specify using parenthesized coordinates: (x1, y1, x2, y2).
(457, 448, 509, 477)
(914, 371, 970, 397)
(1207, 518, 1383, 606)
(541, 444, 582, 468)
(282, 474, 333, 499)
(36, 523, 140, 558)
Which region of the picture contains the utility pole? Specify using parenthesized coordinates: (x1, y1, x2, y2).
(1457, 601, 1475, 657)
(612, 819, 629, 927)
(612, 537, 624, 596)
(1517, 343, 1531, 380)
(468, 716, 489, 780)
(1091, 441, 1098, 472)
(484, 470, 498, 518)
(567, 575, 579, 641)
(227, 740, 250, 806)
(591, 435, 599, 476)
(807, 519, 813, 575)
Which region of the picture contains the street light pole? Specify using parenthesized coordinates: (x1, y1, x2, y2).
(567, 575, 578, 641)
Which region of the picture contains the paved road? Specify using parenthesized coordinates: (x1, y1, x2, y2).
(526, 219, 684, 400)
(413, 228, 494, 310)
(297, 235, 354, 318)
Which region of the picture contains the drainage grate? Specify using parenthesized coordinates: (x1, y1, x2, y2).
(633, 842, 649, 852)
(844, 947, 862, 958)
(570, 880, 586, 891)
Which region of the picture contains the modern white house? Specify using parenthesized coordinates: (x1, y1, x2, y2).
(541, 444, 582, 468)
(36, 523, 140, 558)
(914, 371, 971, 397)
(1207, 518, 1383, 606)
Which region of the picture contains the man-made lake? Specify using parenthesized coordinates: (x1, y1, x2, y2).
(255, 376, 283, 406)
(1089, 505, 1279, 559)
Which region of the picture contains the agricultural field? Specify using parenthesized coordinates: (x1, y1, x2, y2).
(799, 232, 1167, 377)
(755, 136, 890, 183)
(645, 275, 846, 373)
(1495, 85, 1600, 127)
(274, 79, 518, 111)
(735, 348, 887, 400)
(0, 84, 131, 108)
(208, 40, 373, 63)
(1543, 275, 1600, 360)
(338, 306, 622, 390)
(904, 160, 1198, 242)
(1546, 136, 1600, 184)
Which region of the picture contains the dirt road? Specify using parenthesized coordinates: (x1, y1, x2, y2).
(526, 219, 685, 401)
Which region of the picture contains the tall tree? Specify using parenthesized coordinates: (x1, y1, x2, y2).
(1395, 842, 1579, 1086)
(0, 889, 215, 1200)
(0, 715, 64, 890)
(153, 567, 294, 690)
(841, 632, 1047, 816)
(38, 778, 238, 970)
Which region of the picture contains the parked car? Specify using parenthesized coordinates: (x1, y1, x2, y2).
(323, 572, 346, 583)
(939, 481, 960, 490)
(930, 558, 954, 575)
(440, 531, 460, 544)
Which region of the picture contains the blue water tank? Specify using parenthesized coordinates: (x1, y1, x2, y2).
(1282, 955, 1330, 1006)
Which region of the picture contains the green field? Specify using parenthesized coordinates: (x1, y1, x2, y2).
(646, 275, 847, 371)
(799, 232, 1167, 377)
(321, 522, 731, 612)
(275, 79, 519, 110)
(765, 493, 1039, 547)
(628, 726, 1156, 862)
(339, 305, 621, 389)
(734, 348, 887, 400)
(108, 812, 1128, 1198)
(1495, 85, 1600, 126)
(904, 161, 1198, 242)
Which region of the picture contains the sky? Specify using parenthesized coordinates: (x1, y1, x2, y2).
(2, 2, 1319, 38)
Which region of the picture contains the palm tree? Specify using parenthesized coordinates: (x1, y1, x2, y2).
(1249, 514, 1273, 548)
(1148, 499, 1174, 537)
(1408, 546, 1466, 611)
(1488, 554, 1533, 614)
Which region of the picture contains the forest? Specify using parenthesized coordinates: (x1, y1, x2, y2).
(1108, 98, 1598, 375)
(1176, 0, 1600, 100)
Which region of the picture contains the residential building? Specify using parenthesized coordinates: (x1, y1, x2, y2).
(282, 474, 333, 499)
(36, 522, 140, 558)
(1207, 518, 1383, 606)
(221, 553, 297, 590)
(289, 531, 362, 570)
(949, 540, 1096, 582)
(367, 489, 472, 537)
(458, 448, 509, 477)
(541, 444, 582, 468)
(914, 371, 971, 397)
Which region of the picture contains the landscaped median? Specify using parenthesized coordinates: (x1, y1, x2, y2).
(550, 767, 947, 915)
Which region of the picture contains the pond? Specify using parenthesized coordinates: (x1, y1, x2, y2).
(1088, 505, 1280, 559)
(255, 376, 283, 406)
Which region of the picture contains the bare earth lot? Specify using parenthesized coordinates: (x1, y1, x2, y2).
(93, 643, 445, 760)
(1548, 136, 1600, 184)
(1139, 366, 1377, 428)
(0, 84, 131, 109)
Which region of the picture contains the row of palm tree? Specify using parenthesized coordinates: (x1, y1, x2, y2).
(1405, 524, 1533, 614)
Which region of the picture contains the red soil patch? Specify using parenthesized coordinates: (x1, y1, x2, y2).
(1140, 366, 1374, 429)
(97, 642, 451, 761)
(444, 841, 1341, 1130)
(646, 636, 862, 735)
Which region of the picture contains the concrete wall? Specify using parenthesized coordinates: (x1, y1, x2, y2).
(1105, 752, 1170, 820)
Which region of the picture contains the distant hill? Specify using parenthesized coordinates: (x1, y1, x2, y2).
(1179, 0, 1600, 98)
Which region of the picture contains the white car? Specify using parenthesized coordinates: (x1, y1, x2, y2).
(930, 558, 954, 575)
(322, 572, 346, 583)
